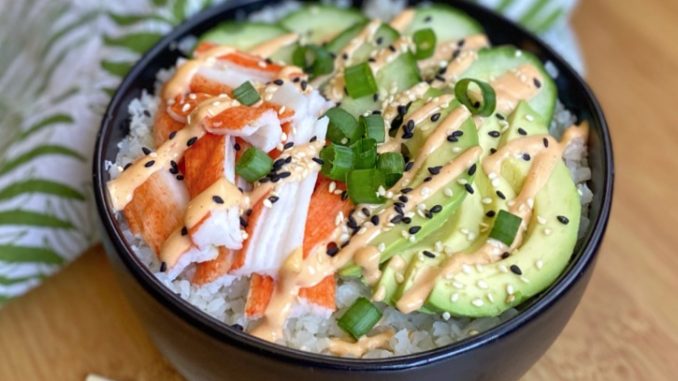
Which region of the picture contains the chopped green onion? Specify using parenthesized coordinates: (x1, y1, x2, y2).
(344, 62, 378, 99)
(236, 147, 272, 182)
(489, 210, 523, 246)
(337, 297, 383, 339)
(413, 28, 437, 60)
(377, 152, 405, 187)
(454, 78, 496, 117)
(351, 138, 378, 169)
(320, 144, 354, 181)
(293, 44, 334, 77)
(360, 114, 385, 143)
(233, 81, 261, 106)
(347, 168, 386, 204)
(325, 107, 362, 145)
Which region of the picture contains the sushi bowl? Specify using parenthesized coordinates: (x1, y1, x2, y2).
(93, 0, 613, 380)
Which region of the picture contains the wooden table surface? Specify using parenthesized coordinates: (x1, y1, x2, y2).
(3, 0, 678, 379)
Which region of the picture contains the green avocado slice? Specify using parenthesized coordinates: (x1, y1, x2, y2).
(424, 101, 581, 317)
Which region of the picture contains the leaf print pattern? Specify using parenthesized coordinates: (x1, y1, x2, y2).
(0, 0, 580, 304)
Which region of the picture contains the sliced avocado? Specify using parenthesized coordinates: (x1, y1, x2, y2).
(459, 46, 557, 123)
(370, 115, 479, 263)
(424, 101, 580, 317)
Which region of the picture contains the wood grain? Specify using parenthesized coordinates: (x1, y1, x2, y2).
(2, 0, 678, 379)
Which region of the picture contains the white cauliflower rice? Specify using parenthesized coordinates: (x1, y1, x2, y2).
(106, 0, 593, 358)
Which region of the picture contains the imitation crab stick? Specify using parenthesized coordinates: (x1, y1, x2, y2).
(244, 176, 353, 318)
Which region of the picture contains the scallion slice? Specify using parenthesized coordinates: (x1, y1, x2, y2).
(413, 28, 437, 60)
(325, 107, 362, 145)
(344, 62, 378, 99)
(233, 81, 261, 106)
(360, 114, 385, 143)
(293, 44, 334, 77)
(377, 152, 404, 187)
(320, 144, 354, 181)
(351, 138, 378, 169)
(337, 297, 383, 339)
(489, 210, 523, 246)
(236, 147, 273, 182)
(454, 78, 497, 117)
(347, 168, 386, 204)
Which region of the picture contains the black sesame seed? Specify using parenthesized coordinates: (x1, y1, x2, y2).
(402, 217, 412, 224)
(187, 136, 197, 146)
(268, 195, 279, 203)
(496, 113, 505, 120)
(390, 215, 403, 224)
(401, 187, 413, 194)
(376, 37, 384, 45)
(169, 166, 178, 175)
(273, 79, 284, 86)
(468, 163, 477, 176)
(245, 209, 253, 216)
(123, 163, 132, 171)
(212, 195, 224, 204)
(488, 130, 501, 138)
(557, 215, 570, 225)
(283, 142, 294, 150)
(372, 110, 381, 115)
(341, 191, 349, 201)
(490, 148, 497, 154)
(293, 77, 301, 83)
(405, 161, 414, 171)
(452, 49, 461, 60)
(402, 131, 414, 139)
(342, 53, 348, 60)
(428, 166, 442, 175)
(423, 250, 436, 258)
(234, 142, 241, 151)
(373, 93, 379, 102)
(431, 112, 441, 122)
(312, 157, 324, 165)
(533, 78, 542, 88)
(501, 252, 510, 259)
(176, 175, 184, 181)
(405, 119, 415, 131)
(397, 105, 408, 116)
(543, 137, 549, 148)
(231, 324, 244, 331)
(510, 265, 523, 275)
(465, 183, 474, 194)
(496, 190, 506, 200)
(452, 130, 464, 138)
(371, 215, 380, 225)
(181, 226, 188, 236)
(394, 205, 404, 215)
(265, 58, 273, 64)
(430, 204, 443, 214)
(144, 160, 155, 168)
(142, 146, 151, 155)
(300, 80, 308, 91)
(273, 158, 285, 170)
(285, 156, 293, 164)
(458, 39, 466, 48)
(278, 171, 291, 179)
(447, 134, 458, 143)
(310, 135, 317, 142)
(398, 195, 409, 203)
(423, 176, 433, 182)
(437, 66, 447, 75)
(240, 216, 248, 228)
(389, 45, 396, 53)
(159, 262, 167, 272)
(424, 15, 432, 22)
(518, 128, 527, 136)
(522, 153, 531, 161)
(409, 226, 421, 234)
(361, 208, 370, 217)
(326, 243, 339, 257)
(486, 210, 496, 218)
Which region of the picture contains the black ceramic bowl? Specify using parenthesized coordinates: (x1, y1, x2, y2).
(93, 1, 613, 380)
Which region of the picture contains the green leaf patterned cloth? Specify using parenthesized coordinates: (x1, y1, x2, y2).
(0, 0, 581, 304)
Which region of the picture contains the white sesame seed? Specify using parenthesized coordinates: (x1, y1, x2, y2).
(475, 263, 485, 273)
(457, 178, 468, 185)
(482, 197, 492, 205)
(477, 280, 488, 289)
(442, 312, 451, 320)
(444, 188, 454, 197)
(506, 284, 515, 295)
(537, 216, 546, 225)
(536, 259, 544, 269)
(520, 276, 530, 284)
(525, 114, 534, 122)
(452, 147, 462, 153)
(408, 235, 416, 243)
(401, 230, 409, 239)
(462, 264, 473, 274)
(378, 243, 386, 252)
(451, 293, 460, 302)
(487, 293, 495, 302)
(263, 199, 273, 208)
(453, 281, 464, 289)
(472, 298, 484, 307)
(544, 228, 552, 236)
(329, 181, 337, 193)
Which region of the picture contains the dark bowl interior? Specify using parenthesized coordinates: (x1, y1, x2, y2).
(93, 0, 613, 377)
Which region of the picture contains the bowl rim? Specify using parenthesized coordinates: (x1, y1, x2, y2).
(93, 0, 614, 371)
